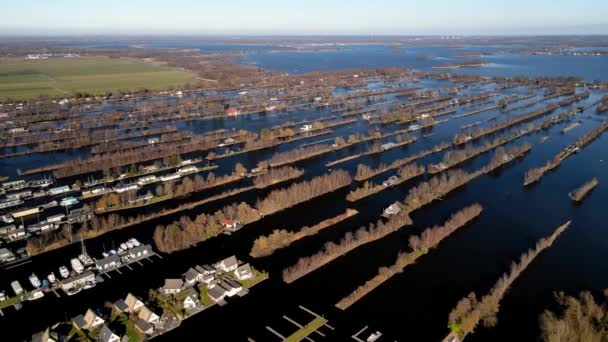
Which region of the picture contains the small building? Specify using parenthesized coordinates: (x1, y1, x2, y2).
(31, 327, 56, 342)
(125, 293, 145, 313)
(137, 306, 160, 325)
(300, 124, 313, 132)
(194, 264, 216, 276)
(0, 224, 16, 235)
(225, 108, 239, 116)
(235, 263, 253, 281)
(223, 279, 244, 296)
(0, 248, 16, 262)
(47, 185, 70, 196)
(133, 319, 154, 335)
(161, 278, 183, 295)
(183, 268, 203, 286)
(207, 286, 227, 302)
(221, 219, 241, 232)
(97, 324, 120, 342)
(181, 287, 199, 310)
(7, 227, 27, 241)
(95, 255, 120, 271)
(215, 255, 238, 273)
(147, 137, 160, 144)
(73, 309, 105, 331)
(46, 213, 65, 223)
(61, 271, 95, 293)
(127, 244, 152, 260)
(112, 299, 128, 313)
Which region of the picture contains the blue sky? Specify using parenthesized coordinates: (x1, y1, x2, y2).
(1, 0, 606, 35)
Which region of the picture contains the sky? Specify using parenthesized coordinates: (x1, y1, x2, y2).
(1, 0, 607, 36)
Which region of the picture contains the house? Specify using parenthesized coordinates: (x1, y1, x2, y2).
(235, 263, 253, 281)
(161, 279, 183, 295)
(137, 306, 160, 325)
(124, 293, 145, 313)
(0, 248, 15, 262)
(224, 279, 244, 295)
(97, 325, 120, 342)
(112, 299, 128, 313)
(31, 327, 56, 342)
(128, 244, 152, 260)
(183, 268, 203, 286)
(225, 108, 239, 116)
(221, 219, 241, 232)
(201, 273, 215, 285)
(194, 264, 216, 276)
(73, 309, 104, 331)
(207, 286, 227, 302)
(147, 137, 160, 144)
(215, 255, 238, 273)
(181, 287, 199, 310)
(133, 319, 154, 335)
(95, 255, 120, 271)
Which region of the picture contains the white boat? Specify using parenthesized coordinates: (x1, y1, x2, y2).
(0, 291, 5, 301)
(11, 281, 23, 296)
(117, 247, 124, 254)
(102, 252, 109, 258)
(126, 240, 134, 249)
(59, 266, 70, 278)
(109, 249, 117, 255)
(47, 272, 56, 284)
(29, 273, 41, 288)
(130, 238, 141, 247)
(120, 243, 128, 251)
(70, 258, 84, 274)
(65, 287, 82, 296)
(27, 289, 44, 301)
(382, 202, 402, 218)
(367, 331, 382, 342)
(78, 253, 94, 267)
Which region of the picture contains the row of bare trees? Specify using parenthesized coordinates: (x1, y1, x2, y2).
(347, 163, 425, 201)
(525, 120, 608, 185)
(454, 103, 559, 145)
(153, 202, 259, 253)
(404, 143, 532, 214)
(258, 143, 334, 169)
(256, 170, 352, 216)
(250, 209, 358, 258)
(282, 210, 414, 283)
(252, 166, 304, 188)
(569, 177, 599, 202)
(336, 204, 483, 309)
(355, 141, 451, 181)
(447, 221, 571, 339)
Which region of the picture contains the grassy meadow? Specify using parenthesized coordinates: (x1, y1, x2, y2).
(0, 56, 197, 100)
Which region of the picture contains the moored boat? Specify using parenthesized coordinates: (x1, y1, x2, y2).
(70, 258, 84, 274)
(59, 266, 70, 278)
(29, 273, 41, 288)
(47, 272, 56, 284)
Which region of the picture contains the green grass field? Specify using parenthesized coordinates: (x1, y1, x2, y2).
(0, 57, 197, 100)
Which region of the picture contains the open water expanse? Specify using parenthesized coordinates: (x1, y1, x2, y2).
(1, 42, 607, 341)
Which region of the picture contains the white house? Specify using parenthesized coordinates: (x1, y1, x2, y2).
(215, 256, 238, 273)
(161, 279, 183, 295)
(97, 325, 120, 342)
(235, 263, 253, 280)
(181, 288, 199, 310)
(207, 286, 227, 302)
(124, 293, 145, 313)
(74, 309, 104, 331)
(183, 268, 203, 286)
(138, 306, 160, 325)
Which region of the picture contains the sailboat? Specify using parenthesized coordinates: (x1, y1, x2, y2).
(78, 236, 94, 267)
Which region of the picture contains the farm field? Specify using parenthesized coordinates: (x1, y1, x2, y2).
(0, 56, 197, 100)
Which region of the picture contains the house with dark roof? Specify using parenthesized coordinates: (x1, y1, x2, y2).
(112, 299, 128, 313)
(223, 279, 244, 296)
(195, 264, 216, 276)
(207, 286, 227, 302)
(235, 263, 253, 280)
(160, 278, 183, 295)
(95, 255, 120, 272)
(73, 309, 104, 331)
(97, 325, 120, 342)
(215, 255, 238, 273)
(181, 287, 200, 310)
(124, 293, 144, 313)
(138, 306, 160, 325)
(183, 267, 202, 286)
(133, 319, 154, 335)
